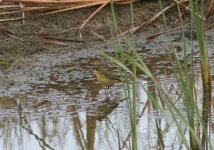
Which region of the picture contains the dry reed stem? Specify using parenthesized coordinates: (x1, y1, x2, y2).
(206, 0, 214, 19)
(80, 0, 110, 30)
(79, 0, 109, 39)
(1, 0, 138, 14)
(119, 2, 177, 36)
(0, 0, 138, 28)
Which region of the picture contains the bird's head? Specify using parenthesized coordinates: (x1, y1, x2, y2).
(94, 70, 101, 76)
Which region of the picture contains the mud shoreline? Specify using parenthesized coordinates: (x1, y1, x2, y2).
(0, 1, 192, 62)
(0, 1, 213, 96)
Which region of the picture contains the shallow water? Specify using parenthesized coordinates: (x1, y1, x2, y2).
(0, 29, 214, 150)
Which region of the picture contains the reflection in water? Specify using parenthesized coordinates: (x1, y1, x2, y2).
(67, 105, 85, 149)
(22, 124, 55, 150)
(96, 102, 119, 121)
(201, 89, 212, 149)
(0, 72, 212, 150)
(0, 40, 213, 149)
(155, 119, 164, 149)
(86, 115, 96, 150)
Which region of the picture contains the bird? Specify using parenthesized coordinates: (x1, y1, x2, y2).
(94, 70, 119, 89)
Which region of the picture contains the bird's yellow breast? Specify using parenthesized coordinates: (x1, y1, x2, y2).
(95, 70, 116, 86)
(97, 74, 115, 86)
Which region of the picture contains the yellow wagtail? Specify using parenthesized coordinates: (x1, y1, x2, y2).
(94, 70, 119, 89)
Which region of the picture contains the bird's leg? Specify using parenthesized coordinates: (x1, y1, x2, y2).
(107, 86, 110, 94)
(105, 86, 111, 99)
(104, 86, 107, 95)
(104, 86, 109, 96)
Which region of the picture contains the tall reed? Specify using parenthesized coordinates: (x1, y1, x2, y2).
(188, 0, 212, 149)
(104, 0, 212, 149)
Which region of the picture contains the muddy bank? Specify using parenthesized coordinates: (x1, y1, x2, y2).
(0, 1, 202, 62)
(0, 1, 213, 96)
